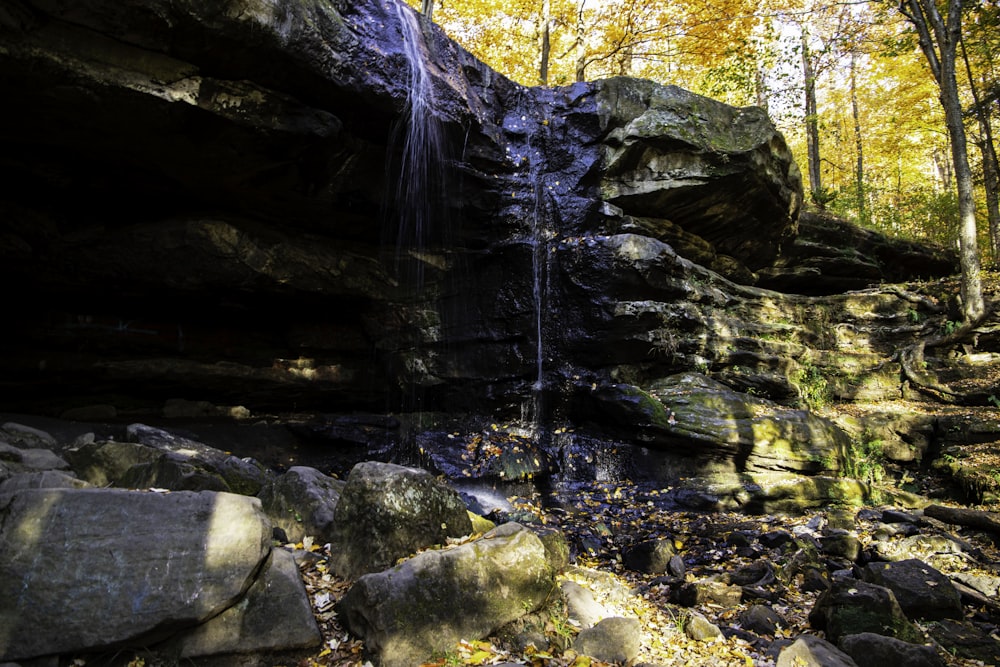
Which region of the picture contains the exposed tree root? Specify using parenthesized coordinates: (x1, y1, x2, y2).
(896, 304, 996, 403)
(880, 286, 946, 312)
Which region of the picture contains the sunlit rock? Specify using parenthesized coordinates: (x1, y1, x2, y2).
(0, 488, 271, 660)
(337, 522, 556, 667)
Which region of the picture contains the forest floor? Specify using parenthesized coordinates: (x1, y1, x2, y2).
(294, 472, 1000, 667)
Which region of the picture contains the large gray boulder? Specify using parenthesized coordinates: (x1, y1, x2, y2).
(0, 422, 74, 484)
(0, 488, 271, 660)
(337, 522, 556, 667)
(572, 616, 642, 663)
(124, 424, 274, 495)
(66, 439, 163, 488)
(329, 461, 473, 579)
(258, 465, 346, 544)
(169, 548, 321, 657)
(597, 77, 802, 275)
(645, 372, 853, 474)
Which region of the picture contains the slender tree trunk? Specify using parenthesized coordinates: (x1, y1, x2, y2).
(900, 0, 984, 321)
(539, 0, 551, 85)
(942, 43, 986, 321)
(618, 45, 633, 76)
(755, 67, 769, 112)
(850, 51, 867, 224)
(421, 0, 434, 21)
(574, 0, 587, 82)
(801, 27, 824, 208)
(961, 36, 1000, 263)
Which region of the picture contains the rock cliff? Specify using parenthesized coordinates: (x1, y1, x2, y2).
(0, 0, 982, 500)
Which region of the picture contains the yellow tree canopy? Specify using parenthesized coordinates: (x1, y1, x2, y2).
(406, 0, 1000, 252)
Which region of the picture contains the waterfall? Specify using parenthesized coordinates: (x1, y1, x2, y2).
(530, 142, 547, 394)
(383, 1, 453, 459)
(508, 98, 553, 434)
(388, 1, 447, 288)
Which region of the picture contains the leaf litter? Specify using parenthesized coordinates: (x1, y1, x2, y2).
(290, 478, 994, 667)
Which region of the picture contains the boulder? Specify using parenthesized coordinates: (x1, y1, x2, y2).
(777, 635, 858, 667)
(861, 559, 962, 621)
(0, 488, 271, 660)
(0, 442, 69, 473)
(623, 538, 676, 574)
(337, 522, 556, 667)
(587, 373, 853, 481)
(925, 619, 1000, 664)
(67, 440, 163, 487)
(672, 578, 742, 607)
(870, 534, 967, 571)
(839, 632, 944, 667)
(329, 461, 472, 579)
(649, 373, 853, 474)
(258, 466, 346, 544)
(820, 531, 862, 562)
(739, 604, 786, 636)
(572, 616, 642, 664)
(560, 580, 607, 629)
(169, 548, 321, 657)
(808, 579, 925, 644)
(951, 572, 1000, 599)
(119, 456, 233, 493)
(684, 612, 723, 642)
(125, 424, 273, 495)
(1, 422, 58, 449)
(597, 78, 802, 273)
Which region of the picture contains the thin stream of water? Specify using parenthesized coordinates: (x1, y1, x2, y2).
(392, 6, 551, 443)
(530, 138, 546, 393)
(390, 3, 446, 289)
(513, 100, 551, 435)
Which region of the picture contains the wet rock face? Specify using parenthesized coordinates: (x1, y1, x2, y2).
(0, 0, 516, 415)
(0, 0, 808, 420)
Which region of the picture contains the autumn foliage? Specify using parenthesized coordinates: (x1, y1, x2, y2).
(408, 0, 1000, 268)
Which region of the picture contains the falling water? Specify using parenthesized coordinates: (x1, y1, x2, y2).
(530, 146, 546, 394)
(388, 2, 447, 288)
(383, 2, 453, 461)
(509, 101, 552, 433)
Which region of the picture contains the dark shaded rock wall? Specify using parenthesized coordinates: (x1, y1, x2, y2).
(0, 0, 806, 416)
(0, 0, 963, 492)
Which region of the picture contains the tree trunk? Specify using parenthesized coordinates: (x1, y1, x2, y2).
(539, 0, 551, 85)
(901, 0, 985, 322)
(944, 72, 986, 320)
(961, 36, 1000, 263)
(801, 28, 824, 208)
(618, 45, 633, 76)
(421, 0, 434, 21)
(850, 51, 866, 224)
(755, 67, 769, 113)
(574, 0, 587, 82)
